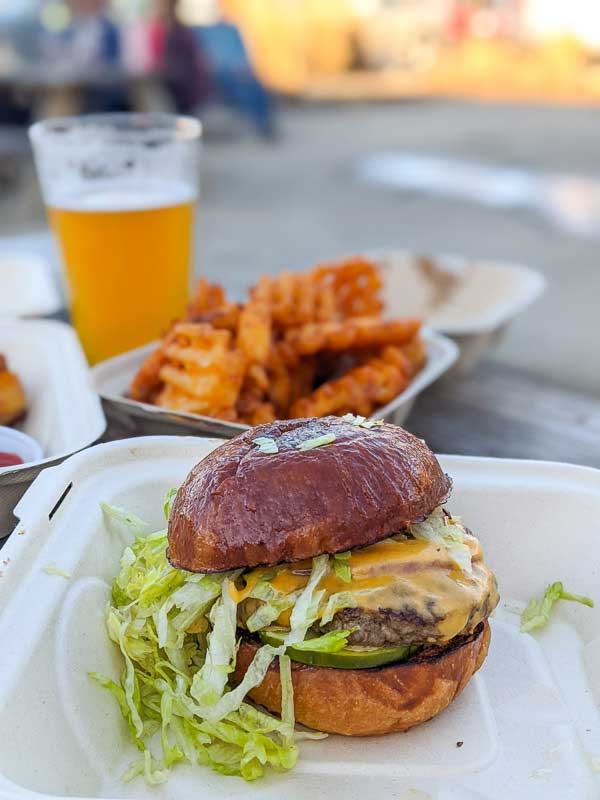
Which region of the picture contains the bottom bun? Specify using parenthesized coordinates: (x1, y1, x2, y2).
(232, 621, 490, 736)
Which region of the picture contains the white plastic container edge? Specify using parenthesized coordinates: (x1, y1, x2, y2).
(90, 327, 458, 436)
(0, 319, 105, 477)
(0, 436, 598, 800)
(0, 252, 62, 318)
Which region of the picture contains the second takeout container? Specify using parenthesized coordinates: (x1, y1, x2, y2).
(91, 327, 458, 438)
(0, 250, 62, 318)
(0, 319, 105, 537)
(376, 250, 546, 372)
(0, 435, 598, 799)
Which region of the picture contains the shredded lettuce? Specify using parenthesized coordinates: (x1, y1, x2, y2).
(296, 433, 336, 451)
(332, 552, 351, 583)
(101, 502, 148, 536)
(290, 628, 358, 653)
(190, 581, 239, 706)
(163, 488, 178, 521)
(245, 590, 301, 633)
(43, 563, 71, 579)
(521, 581, 594, 633)
(91, 494, 304, 784)
(278, 655, 295, 747)
(320, 591, 357, 625)
(286, 555, 329, 645)
(197, 643, 284, 723)
(410, 507, 473, 575)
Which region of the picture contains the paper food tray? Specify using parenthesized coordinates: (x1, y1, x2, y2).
(0, 251, 62, 318)
(0, 436, 598, 800)
(91, 327, 457, 438)
(375, 251, 545, 372)
(0, 319, 105, 537)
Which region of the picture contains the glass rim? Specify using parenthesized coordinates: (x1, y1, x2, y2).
(29, 112, 202, 146)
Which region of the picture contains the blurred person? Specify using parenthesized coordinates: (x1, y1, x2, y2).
(39, 0, 127, 111)
(66, 0, 121, 69)
(149, 0, 210, 114)
(194, 18, 276, 139)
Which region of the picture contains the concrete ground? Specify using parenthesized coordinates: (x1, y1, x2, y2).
(3, 100, 599, 396)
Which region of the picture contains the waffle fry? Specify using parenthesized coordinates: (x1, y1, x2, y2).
(284, 317, 421, 357)
(289, 346, 412, 419)
(130, 347, 168, 404)
(155, 323, 245, 417)
(189, 304, 241, 332)
(129, 256, 426, 425)
(237, 283, 272, 364)
(187, 278, 228, 317)
(313, 257, 384, 318)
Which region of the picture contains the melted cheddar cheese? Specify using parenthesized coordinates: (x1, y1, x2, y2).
(234, 526, 498, 643)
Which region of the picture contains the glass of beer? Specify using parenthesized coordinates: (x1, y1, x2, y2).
(29, 113, 201, 364)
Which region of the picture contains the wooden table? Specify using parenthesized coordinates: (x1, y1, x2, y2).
(404, 360, 600, 468)
(103, 358, 600, 469)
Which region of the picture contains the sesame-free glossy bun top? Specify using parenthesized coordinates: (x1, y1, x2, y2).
(167, 416, 452, 573)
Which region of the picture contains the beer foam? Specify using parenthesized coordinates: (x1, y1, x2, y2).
(48, 182, 196, 212)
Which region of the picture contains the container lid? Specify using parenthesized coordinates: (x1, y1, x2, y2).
(90, 327, 458, 438)
(375, 251, 546, 335)
(0, 318, 105, 479)
(0, 426, 43, 465)
(0, 252, 62, 318)
(0, 437, 597, 799)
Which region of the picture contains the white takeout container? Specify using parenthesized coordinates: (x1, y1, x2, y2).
(0, 426, 43, 464)
(0, 251, 62, 318)
(375, 250, 546, 372)
(90, 327, 458, 438)
(0, 319, 105, 536)
(0, 436, 598, 800)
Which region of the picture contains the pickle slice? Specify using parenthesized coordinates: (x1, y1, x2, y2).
(258, 628, 420, 669)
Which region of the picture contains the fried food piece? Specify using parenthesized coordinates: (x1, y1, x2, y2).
(289, 346, 412, 419)
(0, 354, 27, 426)
(187, 278, 228, 317)
(155, 323, 245, 418)
(188, 304, 241, 332)
(237, 279, 272, 364)
(284, 317, 421, 357)
(313, 257, 384, 319)
(251, 271, 340, 330)
(401, 334, 427, 375)
(129, 259, 425, 426)
(130, 346, 168, 403)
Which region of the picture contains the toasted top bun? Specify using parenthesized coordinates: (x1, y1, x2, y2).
(168, 416, 451, 573)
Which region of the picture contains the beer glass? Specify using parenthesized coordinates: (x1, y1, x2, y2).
(29, 113, 201, 364)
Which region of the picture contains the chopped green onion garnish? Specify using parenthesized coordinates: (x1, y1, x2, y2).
(340, 413, 383, 429)
(253, 436, 279, 454)
(296, 433, 336, 451)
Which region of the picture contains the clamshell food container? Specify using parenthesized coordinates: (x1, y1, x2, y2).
(0, 436, 598, 799)
(0, 250, 62, 318)
(91, 327, 458, 439)
(376, 251, 546, 372)
(0, 319, 105, 537)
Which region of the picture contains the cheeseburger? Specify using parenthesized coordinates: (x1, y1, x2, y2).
(168, 415, 499, 737)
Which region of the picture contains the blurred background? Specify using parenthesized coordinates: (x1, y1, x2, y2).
(1, 0, 599, 396)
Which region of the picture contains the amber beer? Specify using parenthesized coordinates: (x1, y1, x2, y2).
(29, 113, 201, 364)
(49, 188, 194, 364)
